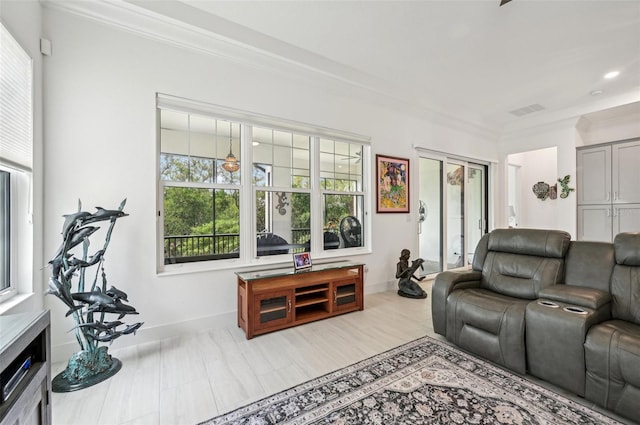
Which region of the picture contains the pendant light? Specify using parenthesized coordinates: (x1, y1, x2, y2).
(222, 121, 240, 173)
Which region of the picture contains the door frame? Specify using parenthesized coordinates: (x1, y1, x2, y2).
(415, 149, 490, 277)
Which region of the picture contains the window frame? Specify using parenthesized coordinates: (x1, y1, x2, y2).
(0, 170, 12, 298)
(0, 23, 33, 306)
(156, 94, 371, 273)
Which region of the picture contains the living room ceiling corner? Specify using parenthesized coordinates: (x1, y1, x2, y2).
(43, 0, 640, 136)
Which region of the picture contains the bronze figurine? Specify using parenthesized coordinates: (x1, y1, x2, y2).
(396, 249, 428, 299)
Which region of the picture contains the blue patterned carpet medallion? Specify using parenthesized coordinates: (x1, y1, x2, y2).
(201, 336, 623, 425)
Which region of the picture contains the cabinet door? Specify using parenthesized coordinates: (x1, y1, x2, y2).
(332, 279, 361, 313)
(253, 290, 293, 332)
(614, 204, 640, 236)
(612, 140, 640, 204)
(577, 146, 611, 205)
(578, 205, 612, 242)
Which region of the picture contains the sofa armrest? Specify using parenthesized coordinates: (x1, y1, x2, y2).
(432, 270, 482, 335)
(538, 285, 611, 310)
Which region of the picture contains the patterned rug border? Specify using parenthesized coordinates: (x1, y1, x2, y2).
(202, 335, 623, 425)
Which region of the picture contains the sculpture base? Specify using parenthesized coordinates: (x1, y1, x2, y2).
(397, 289, 428, 299)
(52, 347, 122, 392)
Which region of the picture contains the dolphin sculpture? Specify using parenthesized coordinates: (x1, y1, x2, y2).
(53, 226, 99, 259)
(49, 253, 73, 279)
(71, 321, 123, 333)
(106, 285, 128, 302)
(61, 211, 92, 238)
(57, 250, 105, 281)
(98, 299, 139, 319)
(71, 287, 117, 313)
(85, 330, 123, 344)
(47, 277, 76, 308)
(83, 207, 129, 224)
(121, 322, 144, 335)
(68, 249, 104, 268)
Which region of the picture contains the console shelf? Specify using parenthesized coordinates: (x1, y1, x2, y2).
(0, 311, 51, 425)
(237, 262, 364, 339)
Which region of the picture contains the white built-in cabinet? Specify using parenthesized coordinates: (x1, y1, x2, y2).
(577, 139, 640, 241)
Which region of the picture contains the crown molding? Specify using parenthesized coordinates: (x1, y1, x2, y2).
(502, 92, 640, 137)
(41, 0, 500, 141)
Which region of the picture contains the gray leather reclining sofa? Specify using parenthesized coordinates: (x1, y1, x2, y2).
(432, 228, 640, 423)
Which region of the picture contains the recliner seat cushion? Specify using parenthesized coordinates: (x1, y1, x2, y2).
(585, 320, 640, 422)
(447, 288, 530, 374)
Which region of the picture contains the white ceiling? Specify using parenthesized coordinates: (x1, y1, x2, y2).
(164, 0, 640, 133)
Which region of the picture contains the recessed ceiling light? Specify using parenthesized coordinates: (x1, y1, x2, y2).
(590, 90, 603, 96)
(604, 71, 620, 79)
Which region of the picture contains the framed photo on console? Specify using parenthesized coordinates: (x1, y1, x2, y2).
(293, 252, 312, 270)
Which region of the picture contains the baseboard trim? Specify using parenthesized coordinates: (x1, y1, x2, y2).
(51, 310, 236, 364)
(51, 281, 395, 363)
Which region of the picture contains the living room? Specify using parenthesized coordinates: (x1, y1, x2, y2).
(1, 1, 639, 424)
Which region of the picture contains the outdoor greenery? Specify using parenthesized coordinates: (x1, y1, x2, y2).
(161, 154, 362, 261)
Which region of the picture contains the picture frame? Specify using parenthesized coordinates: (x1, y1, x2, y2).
(293, 252, 312, 270)
(376, 154, 410, 213)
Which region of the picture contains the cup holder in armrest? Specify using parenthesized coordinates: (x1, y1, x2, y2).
(562, 306, 588, 315)
(537, 300, 559, 308)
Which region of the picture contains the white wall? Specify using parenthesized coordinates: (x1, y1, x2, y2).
(499, 104, 640, 238)
(38, 6, 499, 360)
(508, 148, 558, 230)
(0, 1, 45, 315)
(498, 119, 579, 237)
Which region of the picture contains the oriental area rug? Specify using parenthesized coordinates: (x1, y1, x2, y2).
(200, 336, 623, 425)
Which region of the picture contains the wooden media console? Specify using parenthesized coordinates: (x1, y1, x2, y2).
(236, 262, 364, 339)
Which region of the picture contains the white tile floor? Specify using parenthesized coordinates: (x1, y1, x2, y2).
(50, 281, 634, 425)
(51, 285, 435, 425)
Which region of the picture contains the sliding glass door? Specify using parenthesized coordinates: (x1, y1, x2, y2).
(418, 158, 443, 275)
(446, 162, 465, 269)
(418, 154, 487, 276)
(467, 164, 486, 266)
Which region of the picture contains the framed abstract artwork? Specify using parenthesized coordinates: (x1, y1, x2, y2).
(376, 154, 410, 213)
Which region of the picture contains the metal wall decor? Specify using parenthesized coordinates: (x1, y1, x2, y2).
(275, 192, 289, 215)
(532, 175, 575, 200)
(558, 175, 575, 198)
(532, 181, 553, 200)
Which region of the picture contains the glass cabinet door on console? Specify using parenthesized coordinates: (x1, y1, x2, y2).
(253, 290, 293, 332)
(332, 279, 359, 313)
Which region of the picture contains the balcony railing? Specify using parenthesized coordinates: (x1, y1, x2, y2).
(164, 228, 319, 264)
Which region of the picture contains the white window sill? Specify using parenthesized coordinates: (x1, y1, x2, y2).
(0, 293, 35, 315)
(158, 247, 372, 277)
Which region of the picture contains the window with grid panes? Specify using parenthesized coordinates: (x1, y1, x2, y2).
(157, 95, 369, 269)
(0, 23, 33, 302)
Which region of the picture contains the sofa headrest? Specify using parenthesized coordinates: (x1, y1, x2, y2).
(614, 232, 640, 266)
(564, 241, 614, 291)
(487, 228, 571, 259)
